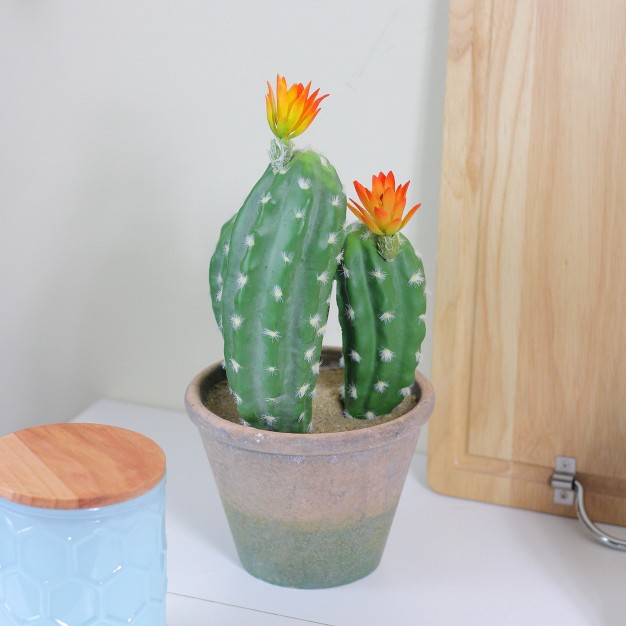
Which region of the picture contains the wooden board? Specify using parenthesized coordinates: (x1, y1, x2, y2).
(427, 0, 626, 525)
(0, 423, 166, 509)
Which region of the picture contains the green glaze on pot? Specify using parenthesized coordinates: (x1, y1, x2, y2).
(210, 151, 346, 432)
(223, 503, 396, 588)
(337, 224, 427, 419)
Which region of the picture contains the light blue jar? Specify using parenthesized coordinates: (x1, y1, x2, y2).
(0, 423, 167, 625)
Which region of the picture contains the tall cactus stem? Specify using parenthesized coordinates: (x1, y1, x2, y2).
(211, 150, 346, 432)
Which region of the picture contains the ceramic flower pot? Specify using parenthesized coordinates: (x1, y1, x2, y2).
(185, 347, 434, 589)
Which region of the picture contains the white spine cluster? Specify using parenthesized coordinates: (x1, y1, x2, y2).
(309, 313, 321, 329)
(296, 382, 310, 398)
(408, 270, 424, 286)
(236, 273, 248, 290)
(263, 328, 281, 341)
(379, 311, 395, 323)
(374, 380, 389, 393)
(370, 268, 386, 281)
(230, 314, 244, 330)
(262, 414, 278, 427)
(379, 348, 395, 362)
(229, 388, 242, 405)
(349, 350, 361, 363)
(272, 285, 284, 302)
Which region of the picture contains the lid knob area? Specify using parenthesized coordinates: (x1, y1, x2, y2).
(0, 423, 166, 509)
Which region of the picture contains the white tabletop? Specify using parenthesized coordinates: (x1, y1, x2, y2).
(73, 399, 626, 626)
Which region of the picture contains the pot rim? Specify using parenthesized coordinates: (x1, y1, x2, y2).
(185, 346, 435, 456)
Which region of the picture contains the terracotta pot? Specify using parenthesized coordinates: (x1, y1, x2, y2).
(185, 347, 434, 588)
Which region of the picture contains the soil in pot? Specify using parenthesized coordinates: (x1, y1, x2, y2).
(203, 367, 418, 433)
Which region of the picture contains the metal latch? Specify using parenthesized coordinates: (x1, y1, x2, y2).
(550, 456, 626, 552)
(551, 456, 576, 505)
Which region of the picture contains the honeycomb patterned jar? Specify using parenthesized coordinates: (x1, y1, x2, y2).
(0, 423, 167, 625)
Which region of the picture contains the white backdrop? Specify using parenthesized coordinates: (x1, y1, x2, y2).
(0, 0, 449, 447)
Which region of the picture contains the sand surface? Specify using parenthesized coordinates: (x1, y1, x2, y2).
(203, 367, 417, 434)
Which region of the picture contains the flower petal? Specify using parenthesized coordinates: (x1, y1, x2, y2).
(399, 203, 421, 230)
(353, 181, 376, 216)
(392, 181, 410, 220)
(381, 186, 398, 220)
(348, 172, 421, 235)
(266, 76, 328, 139)
(350, 207, 383, 235)
(385, 171, 395, 191)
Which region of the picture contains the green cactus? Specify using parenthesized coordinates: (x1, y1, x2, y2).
(208, 79, 428, 432)
(210, 150, 346, 432)
(336, 224, 426, 419)
(209, 214, 236, 333)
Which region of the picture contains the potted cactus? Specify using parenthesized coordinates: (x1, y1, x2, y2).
(185, 76, 434, 588)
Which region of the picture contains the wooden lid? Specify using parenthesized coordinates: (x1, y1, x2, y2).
(0, 423, 166, 509)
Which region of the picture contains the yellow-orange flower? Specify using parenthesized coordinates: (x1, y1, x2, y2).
(265, 75, 328, 140)
(348, 172, 421, 236)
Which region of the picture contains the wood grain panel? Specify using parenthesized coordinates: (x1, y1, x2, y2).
(428, 0, 626, 525)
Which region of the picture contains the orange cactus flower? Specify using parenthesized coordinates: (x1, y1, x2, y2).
(265, 75, 329, 140)
(348, 171, 421, 236)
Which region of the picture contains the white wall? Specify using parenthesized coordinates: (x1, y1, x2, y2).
(0, 0, 449, 446)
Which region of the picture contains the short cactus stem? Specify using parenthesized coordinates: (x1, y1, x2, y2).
(336, 224, 426, 418)
(375, 233, 401, 260)
(269, 137, 295, 173)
